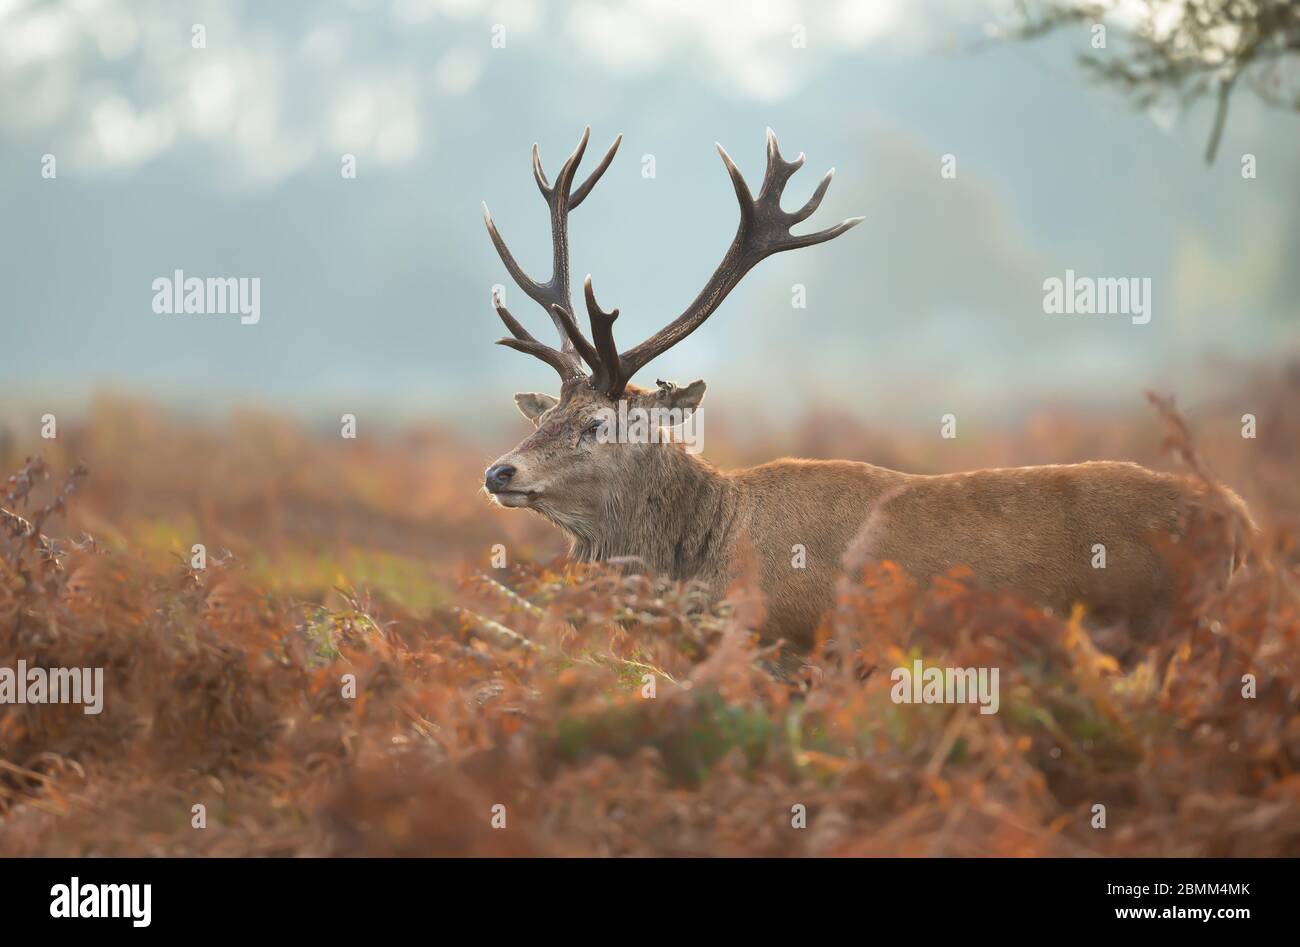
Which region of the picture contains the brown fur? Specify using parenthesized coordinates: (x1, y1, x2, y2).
(486, 382, 1248, 651)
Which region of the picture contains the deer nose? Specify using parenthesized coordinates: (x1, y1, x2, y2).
(484, 464, 516, 493)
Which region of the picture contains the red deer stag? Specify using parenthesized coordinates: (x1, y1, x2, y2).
(481, 127, 1252, 652)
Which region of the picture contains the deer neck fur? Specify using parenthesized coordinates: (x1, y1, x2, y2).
(543, 444, 741, 581)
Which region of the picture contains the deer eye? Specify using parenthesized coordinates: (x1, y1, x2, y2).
(582, 419, 604, 438)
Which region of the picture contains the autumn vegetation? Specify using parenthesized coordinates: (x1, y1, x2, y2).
(1, 367, 1297, 856)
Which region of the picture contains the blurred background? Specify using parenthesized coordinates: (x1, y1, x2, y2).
(2, 0, 1297, 434)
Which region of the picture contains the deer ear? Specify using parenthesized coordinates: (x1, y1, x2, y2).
(514, 392, 558, 425)
(654, 379, 706, 412)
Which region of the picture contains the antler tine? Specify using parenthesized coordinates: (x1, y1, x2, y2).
(548, 303, 603, 376)
(552, 126, 590, 203)
(716, 143, 755, 230)
(606, 129, 862, 394)
(491, 291, 536, 343)
(530, 144, 550, 194)
(788, 168, 834, 224)
(758, 126, 805, 199)
(493, 291, 585, 378)
(482, 202, 545, 307)
(582, 276, 623, 393)
(496, 337, 586, 380)
(782, 212, 865, 251)
(572, 134, 622, 209)
(534, 130, 621, 208)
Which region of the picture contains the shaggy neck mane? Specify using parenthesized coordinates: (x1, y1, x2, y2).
(540, 444, 739, 580)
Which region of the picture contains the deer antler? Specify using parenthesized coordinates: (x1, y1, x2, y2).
(594, 129, 862, 397)
(485, 128, 861, 398)
(482, 125, 622, 381)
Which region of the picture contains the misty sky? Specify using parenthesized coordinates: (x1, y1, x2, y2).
(2, 0, 1297, 432)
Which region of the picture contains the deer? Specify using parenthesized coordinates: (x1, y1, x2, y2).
(480, 127, 1254, 655)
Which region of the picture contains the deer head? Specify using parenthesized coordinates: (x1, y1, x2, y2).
(481, 126, 861, 523)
